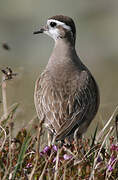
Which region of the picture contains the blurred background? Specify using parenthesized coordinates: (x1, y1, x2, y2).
(0, 0, 118, 136)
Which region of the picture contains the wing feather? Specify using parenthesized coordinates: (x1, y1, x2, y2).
(55, 70, 96, 140)
(34, 69, 99, 140)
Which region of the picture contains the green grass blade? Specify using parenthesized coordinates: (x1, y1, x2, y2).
(90, 124, 98, 148)
(12, 134, 31, 180)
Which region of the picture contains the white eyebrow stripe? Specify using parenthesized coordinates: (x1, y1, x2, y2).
(47, 19, 71, 31)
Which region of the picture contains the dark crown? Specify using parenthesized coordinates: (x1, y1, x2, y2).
(48, 15, 76, 42)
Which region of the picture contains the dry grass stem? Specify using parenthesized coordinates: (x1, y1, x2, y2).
(0, 102, 18, 124)
(2, 76, 8, 119)
(96, 105, 118, 142)
(54, 148, 60, 180)
(29, 118, 44, 180)
(89, 126, 114, 180)
(0, 125, 7, 151)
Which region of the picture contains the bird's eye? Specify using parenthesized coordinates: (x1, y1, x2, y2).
(50, 22, 57, 27)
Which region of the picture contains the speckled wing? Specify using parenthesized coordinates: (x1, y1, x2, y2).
(56, 70, 99, 141)
(34, 69, 99, 140)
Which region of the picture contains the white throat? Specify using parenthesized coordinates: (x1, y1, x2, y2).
(44, 19, 71, 41)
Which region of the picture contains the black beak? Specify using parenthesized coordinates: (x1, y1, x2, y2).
(33, 25, 48, 34)
(33, 28, 44, 34)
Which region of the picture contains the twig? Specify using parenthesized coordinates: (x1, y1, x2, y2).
(54, 148, 60, 180)
(115, 114, 118, 141)
(96, 105, 118, 142)
(0, 102, 19, 124)
(37, 118, 44, 157)
(29, 118, 44, 180)
(0, 125, 7, 151)
(74, 144, 100, 166)
(29, 158, 38, 180)
(2, 119, 14, 180)
(39, 160, 49, 180)
(2, 75, 8, 119)
(63, 164, 67, 180)
(105, 155, 118, 179)
(89, 126, 114, 180)
(39, 152, 54, 180)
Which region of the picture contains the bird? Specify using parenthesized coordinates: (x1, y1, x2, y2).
(34, 15, 100, 143)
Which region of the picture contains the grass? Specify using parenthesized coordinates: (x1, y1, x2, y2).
(0, 68, 118, 180)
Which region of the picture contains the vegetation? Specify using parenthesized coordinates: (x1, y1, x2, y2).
(0, 66, 118, 180)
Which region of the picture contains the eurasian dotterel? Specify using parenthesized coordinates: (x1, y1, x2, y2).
(34, 15, 100, 143)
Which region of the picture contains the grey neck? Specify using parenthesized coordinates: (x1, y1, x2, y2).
(46, 38, 77, 69)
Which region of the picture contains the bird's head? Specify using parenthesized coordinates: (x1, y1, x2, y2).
(33, 15, 76, 45)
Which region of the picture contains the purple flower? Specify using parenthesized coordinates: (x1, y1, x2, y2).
(40, 146, 51, 156)
(40, 151, 44, 156)
(97, 156, 102, 163)
(53, 157, 62, 163)
(107, 164, 113, 172)
(26, 163, 33, 168)
(52, 145, 58, 152)
(111, 144, 116, 150)
(53, 157, 57, 163)
(63, 154, 72, 160)
(116, 147, 118, 152)
(43, 146, 50, 153)
(107, 155, 116, 173)
(110, 144, 118, 153)
(110, 156, 115, 163)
